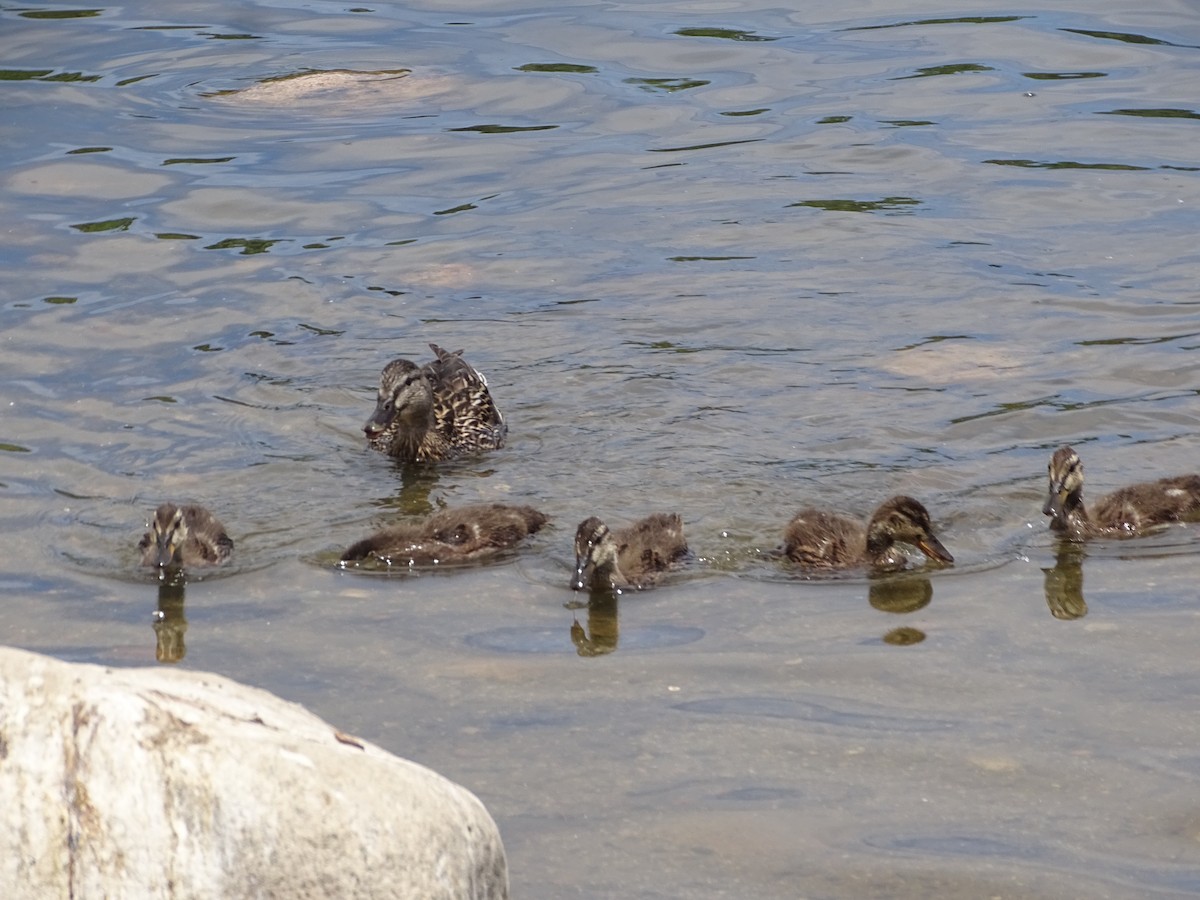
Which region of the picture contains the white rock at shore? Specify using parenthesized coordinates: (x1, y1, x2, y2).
(0, 646, 508, 899)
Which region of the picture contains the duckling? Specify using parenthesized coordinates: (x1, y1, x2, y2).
(1043, 444, 1200, 539)
(139, 503, 233, 570)
(783, 495, 953, 572)
(341, 503, 547, 566)
(572, 513, 688, 592)
(363, 343, 506, 462)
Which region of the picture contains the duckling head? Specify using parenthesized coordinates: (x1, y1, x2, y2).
(146, 503, 189, 569)
(866, 496, 954, 567)
(1043, 445, 1084, 524)
(572, 517, 619, 590)
(363, 359, 434, 439)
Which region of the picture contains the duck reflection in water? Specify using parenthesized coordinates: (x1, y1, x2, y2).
(869, 572, 933, 646)
(868, 573, 933, 614)
(153, 579, 188, 664)
(569, 591, 620, 658)
(1042, 540, 1088, 620)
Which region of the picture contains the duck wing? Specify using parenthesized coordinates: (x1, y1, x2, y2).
(426, 344, 507, 452)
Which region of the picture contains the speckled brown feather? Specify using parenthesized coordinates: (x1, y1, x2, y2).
(572, 513, 688, 591)
(139, 503, 233, 569)
(783, 495, 953, 572)
(1044, 444, 1200, 538)
(341, 503, 547, 565)
(364, 343, 506, 462)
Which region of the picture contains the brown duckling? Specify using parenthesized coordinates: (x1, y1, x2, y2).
(341, 503, 547, 566)
(139, 503, 233, 570)
(363, 343, 506, 462)
(783, 495, 953, 572)
(1043, 444, 1200, 539)
(572, 513, 688, 592)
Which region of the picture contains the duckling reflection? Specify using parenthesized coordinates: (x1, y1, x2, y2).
(363, 343, 507, 462)
(783, 495, 953, 572)
(1043, 539, 1088, 620)
(868, 574, 933, 615)
(868, 572, 933, 646)
(1043, 444, 1200, 539)
(139, 503, 233, 574)
(569, 592, 620, 658)
(153, 580, 188, 664)
(341, 503, 547, 567)
(571, 513, 688, 592)
(882, 626, 926, 646)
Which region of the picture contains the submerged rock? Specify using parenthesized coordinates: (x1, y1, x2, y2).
(0, 646, 508, 899)
(206, 68, 455, 110)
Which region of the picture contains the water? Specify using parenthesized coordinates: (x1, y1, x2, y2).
(4, 1, 1200, 896)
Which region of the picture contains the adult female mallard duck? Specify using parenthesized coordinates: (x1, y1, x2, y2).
(363, 343, 506, 462)
(139, 503, 233, 570)
(783, 495, 953, 572)
(341, 503, 547, 566)
(572, 513, 688, 592)
(1043, 444, 1200, 539)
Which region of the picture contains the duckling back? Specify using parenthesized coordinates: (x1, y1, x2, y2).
(342, 503, 546, 565)
(1091, 474, 1200, 534)
(783, 509, 866, 570)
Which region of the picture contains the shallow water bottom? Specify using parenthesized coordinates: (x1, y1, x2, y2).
(8, 539, 1200, 899)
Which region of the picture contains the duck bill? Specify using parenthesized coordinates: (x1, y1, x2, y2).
(571, 559, 593, 591)
(1043, 485, 1067, 519)
(154, 536, 180, 569)
(362, 400, 395, 437)
(917, 535, 954, 565)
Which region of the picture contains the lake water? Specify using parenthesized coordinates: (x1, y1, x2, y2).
(4, 0, 1200, 896)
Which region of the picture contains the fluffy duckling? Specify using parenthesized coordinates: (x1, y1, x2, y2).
(363, 343, 506, 462)
(341, 503, 547, 566)
(783, 495, 953, 572)
(572, 513, 688, 591)
(1043, 444, 1200, 538)
(139, 503, 233, 570)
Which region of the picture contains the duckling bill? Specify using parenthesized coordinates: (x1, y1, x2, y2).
(783, 495, 953, 572)
(139, 503, 233, 570)
(364, 343, 506, 462)
(341, 503, 547, 566)
(1043, 444, 1200, 538)
(572, 513, 688, 591)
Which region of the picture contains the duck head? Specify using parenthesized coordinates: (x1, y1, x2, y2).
(572, 517, 619, 590)
(1043, 445, 1084, 524)
(145, 503, 189, 569)
(866, 496, 954, 567)
(363, 359, 434, 439)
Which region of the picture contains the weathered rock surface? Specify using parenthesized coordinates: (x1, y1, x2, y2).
(0, 646, 508, 899)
